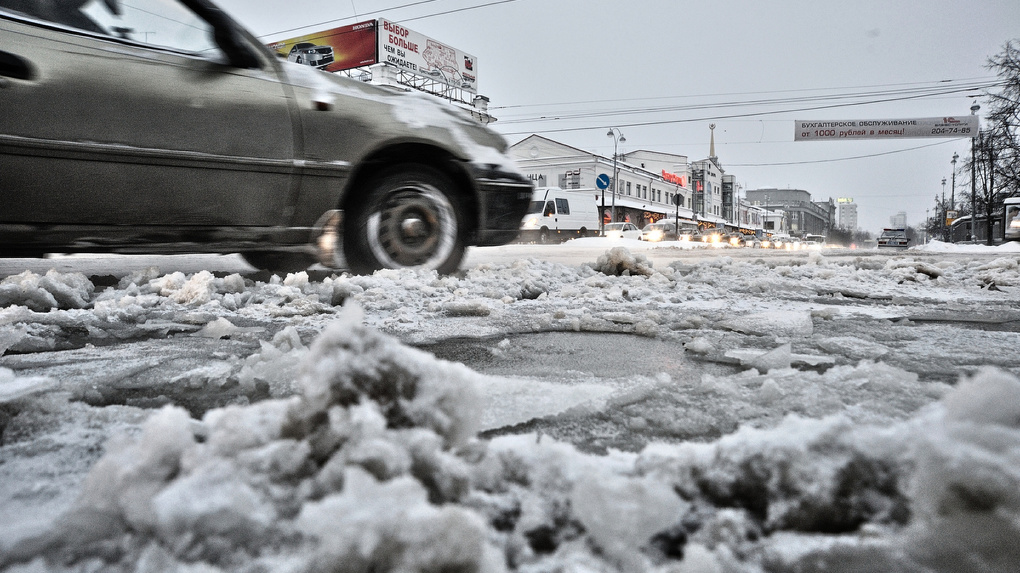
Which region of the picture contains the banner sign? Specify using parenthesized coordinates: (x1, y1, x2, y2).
(378, 19, 478, 94)
(794, 116, 979, 141)
(268, 20, 378, 73)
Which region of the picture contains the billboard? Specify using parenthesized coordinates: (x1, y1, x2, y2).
(268, 20, 378, 73)
(794, 116, 979, 141)
(378, 19, 478, 94)
(269, 20, 478, 94)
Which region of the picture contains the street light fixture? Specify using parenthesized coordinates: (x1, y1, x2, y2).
(607, 128, 625, 223)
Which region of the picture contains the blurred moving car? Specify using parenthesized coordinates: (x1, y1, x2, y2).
(603, 222, 642, 240)
(768, 233, 793, 249)
(700, 229, 725, 246)
(0, 0, 532, 275)
(877, 228, 910, 249)
(287, 42, 335, 69)
(725, 233, 746, 247)
(641, 220, 679, 242)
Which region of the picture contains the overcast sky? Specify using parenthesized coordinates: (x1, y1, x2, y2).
(216, 0, 1019, 234)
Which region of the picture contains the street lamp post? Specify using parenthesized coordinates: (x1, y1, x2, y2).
(950, 152, 958, 243)
(607, 128, 625, 223)
(970, 102, 980, 241)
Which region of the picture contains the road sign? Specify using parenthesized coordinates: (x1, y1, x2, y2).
(596, 173, 610, 190)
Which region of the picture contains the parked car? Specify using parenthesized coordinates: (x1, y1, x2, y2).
(287, 42, 335, 69)
(0, 0, 533, 274)
(877, 228, 910, 249)
(641, 220, 679, 242)
(603, 222, 642, 240)
(519, 187, 600, 243)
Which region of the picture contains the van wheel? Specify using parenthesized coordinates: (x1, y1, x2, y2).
(344, 164, 465, 274)
(579, 227, 588, 237)
(539, 227, 552, 244)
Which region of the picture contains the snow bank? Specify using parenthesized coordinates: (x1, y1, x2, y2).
(4, 308, 1020, 571)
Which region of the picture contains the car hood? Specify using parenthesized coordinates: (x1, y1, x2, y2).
(278, 61, 518, 172)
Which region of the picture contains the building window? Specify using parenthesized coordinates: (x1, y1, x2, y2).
(626, 181, 631, 196)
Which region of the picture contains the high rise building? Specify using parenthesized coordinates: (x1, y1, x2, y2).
(838, 202, 858, 230)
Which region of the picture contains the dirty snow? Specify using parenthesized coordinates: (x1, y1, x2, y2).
(1, 240, 1019, 571)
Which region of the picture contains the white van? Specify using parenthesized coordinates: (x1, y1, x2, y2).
(519, 187, 600, 243)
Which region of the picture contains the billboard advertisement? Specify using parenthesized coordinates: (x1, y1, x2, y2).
(267, 20, 377, 73)
(378, 19, 478, 94)
(794, 116, 979, 141)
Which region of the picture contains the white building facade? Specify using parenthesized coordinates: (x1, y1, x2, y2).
(838, 202, 858, 230)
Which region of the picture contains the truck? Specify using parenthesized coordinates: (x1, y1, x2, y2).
(519, 187, 600, 243)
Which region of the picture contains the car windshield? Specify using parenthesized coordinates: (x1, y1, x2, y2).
(605, 223, 626, 231)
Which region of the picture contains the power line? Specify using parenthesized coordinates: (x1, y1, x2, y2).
(259, 0, 519, 39)
(497, 83, 1002, 136)
(727, 140, 956, 167)
(497, 82, 998, 124)
(490, 77, 998, 112)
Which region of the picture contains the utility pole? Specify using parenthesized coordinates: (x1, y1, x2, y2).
(970, 102, 980, 241)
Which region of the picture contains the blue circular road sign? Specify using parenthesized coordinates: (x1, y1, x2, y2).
(596, 173, 611, 190)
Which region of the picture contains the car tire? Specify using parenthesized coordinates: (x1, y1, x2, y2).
(344, 164, 465, 275)
(241, 251, 314, 274)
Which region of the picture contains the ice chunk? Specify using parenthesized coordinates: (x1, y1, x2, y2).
(296, 305, 483, 447)
(590, 247, 655, 277)
(0, 367, 57, 402)
(0, 270, 93, 311)
(904, 368, 1020, 571)
(194, 317, 264, 339)
(718, 310, 814, 338)
(571, 473, 684, 566)
(297, 467, 501, 573)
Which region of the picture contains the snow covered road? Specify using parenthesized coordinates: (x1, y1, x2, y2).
(2, 240, 1020, 572)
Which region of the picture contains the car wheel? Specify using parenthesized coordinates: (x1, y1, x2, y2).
(538, 227, 552, 244)
(242, 251, 314, 274)
(344, 164, 465, 275)
(296, 56, 304, 64)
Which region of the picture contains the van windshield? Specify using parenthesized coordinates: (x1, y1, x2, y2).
(526, 201, 544, 214)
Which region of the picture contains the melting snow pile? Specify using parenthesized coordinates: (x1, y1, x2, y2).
(2, 304, 1020, 572)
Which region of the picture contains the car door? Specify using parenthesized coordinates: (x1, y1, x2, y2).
(0, 0, 296, 229)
